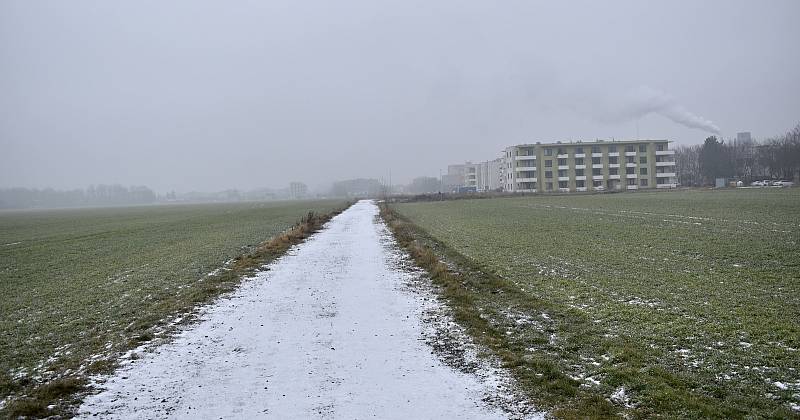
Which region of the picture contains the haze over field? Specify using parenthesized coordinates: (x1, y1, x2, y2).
(1, 0, 798, 192)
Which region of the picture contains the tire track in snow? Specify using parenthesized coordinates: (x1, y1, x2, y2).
(78, 200, 524, 419)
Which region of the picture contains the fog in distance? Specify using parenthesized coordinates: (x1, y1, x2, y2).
(1, 0, 798, 192)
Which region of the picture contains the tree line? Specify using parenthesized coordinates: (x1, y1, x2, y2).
(675, 123, 800, 186)
(0, 184, 157, 209)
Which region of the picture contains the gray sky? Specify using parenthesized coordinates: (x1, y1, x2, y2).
(1, 0, 798, 192)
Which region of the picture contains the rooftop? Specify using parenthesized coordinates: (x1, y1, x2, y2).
(512, 139, 671, 148)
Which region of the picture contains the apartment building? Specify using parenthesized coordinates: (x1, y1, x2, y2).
(444, 159, 504, 192)
(502, 140, 677, 193)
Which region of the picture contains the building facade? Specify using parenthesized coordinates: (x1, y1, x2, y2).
(444, 159, 503, 192)
(502, 140, 677, 193)
(289, 181, 308, 199)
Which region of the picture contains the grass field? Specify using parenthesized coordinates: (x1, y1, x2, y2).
(392, 189, 800, 417)
(0, 199, 346, 413)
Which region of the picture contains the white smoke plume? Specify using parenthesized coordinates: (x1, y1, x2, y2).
(608, 85, 721, 134)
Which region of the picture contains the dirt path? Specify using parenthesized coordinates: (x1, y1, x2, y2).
(78, 200, 521, 419)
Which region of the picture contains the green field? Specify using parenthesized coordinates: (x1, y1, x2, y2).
(0, 199, 345, 409)
(394, 189, 800, 417)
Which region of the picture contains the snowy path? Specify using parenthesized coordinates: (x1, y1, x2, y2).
(78, 200, 513, 419)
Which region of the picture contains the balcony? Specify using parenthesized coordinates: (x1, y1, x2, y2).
(656, 172, 676, 177)
(557, 153, 569, 159)
(592, 164, 604, 169)
(626, 174, 638, 179)
(657, 183, 677, 188)
(576, 187, 588, 192)
(558, 187, 570, 192)
(626, 163, 637, 167)
(557, 165, 569, 170)
(592, 175, 604, 180)
(608, 163, 620, 168)
(656, 161, 676, 167)
(625, 151, 637, 156)
(627, 185, 639, 190)
(575, 153, 586, 158)
(655, 150, 675, 156)
(558, 176, 570, 181)
(609, 174, 620, 180)
(591, 152, 603, 158)
(515, 166, 537, 171)
(575, 164, 586, 170)
(516, 177, 537, 182)
(608, 152, 620, 157)
(575, 176, 587, 181)
(515, 155, 537, 160)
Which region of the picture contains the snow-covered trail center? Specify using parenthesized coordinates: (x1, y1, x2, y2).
(78, 200, 509, 419)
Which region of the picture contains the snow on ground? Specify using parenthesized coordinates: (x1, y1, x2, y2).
(78, 200, 530, 419)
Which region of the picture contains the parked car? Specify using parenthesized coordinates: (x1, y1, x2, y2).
(751, 180, 768, 187)
(594, 185, 606, 191)
(771, 180, 794, 187)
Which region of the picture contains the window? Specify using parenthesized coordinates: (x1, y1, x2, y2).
(544, 148, 553, 156)
(575, 158, 584, 165)
(639, 144, 647, 152)
(545, 160, 553, 167)
(609, 145, 617, 152)
(609, 167, 619, 175)
(519, 160, 535, 167)
(545, 170, 553, 178)
(576, 169, 584, 176)
(576, 180, 585, 188)
(546, 182, 553, 190)
(592, 157, 601, 165)
(557, 147, 566, 155)
(558, 181, 568, 188)
(640, 167, 648, 175)
(640, 178, 648, 186)
(592, 168, 602, 175)
(626, 156, 635, 163)
(625, 145, 635, 153)
(558, 158, 567, 166)
(628, 178, 636, 186)
(558, 169, 567, 177)
(657, 143, 666, 151)
(576, 147, 584, 154)
(640, 156, 647, 164)
(609, 156, 618, 164)
(626, 167, 635, 175)
(593, 180, 603, 187)
(592, 145, 601, 153)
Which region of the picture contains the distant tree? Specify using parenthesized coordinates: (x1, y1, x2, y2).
(675, 144, 702, 186)
(759, 123, 800, 180)
(699, 136, 733, 183)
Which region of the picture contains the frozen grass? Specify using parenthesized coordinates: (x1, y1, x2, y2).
(390, 189, 800, 418)
(0, 200, 347, 416)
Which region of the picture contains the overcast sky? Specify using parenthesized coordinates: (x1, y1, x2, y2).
(1, 0, 798, 192)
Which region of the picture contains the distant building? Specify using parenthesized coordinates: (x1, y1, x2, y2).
(443, 159, 503, 192)
(737, 132, 752, 143)
(441, 163, 467, 192)
(486, 158, 503, 191)
(289, 182, 308, 199)
(501, 139, 676, 192)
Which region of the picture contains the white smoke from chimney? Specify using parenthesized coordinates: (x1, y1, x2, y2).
(610, 85, 721, 134)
